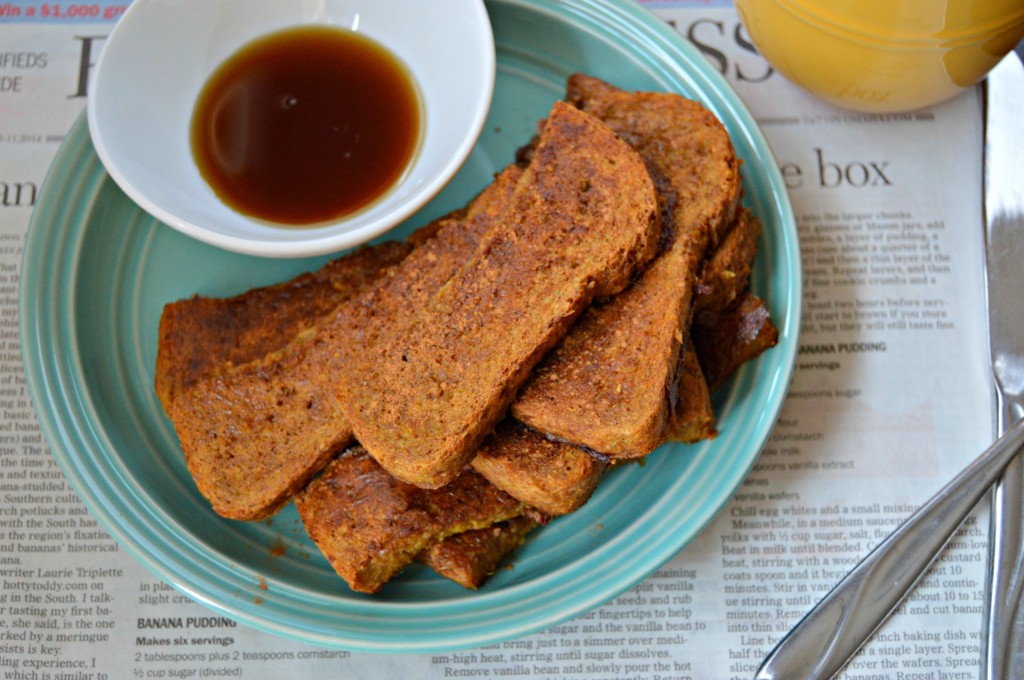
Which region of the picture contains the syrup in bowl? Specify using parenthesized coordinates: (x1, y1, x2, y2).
(190, 25, 423, 226)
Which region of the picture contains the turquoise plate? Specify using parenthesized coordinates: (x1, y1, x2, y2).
(21, 0, 800, 653)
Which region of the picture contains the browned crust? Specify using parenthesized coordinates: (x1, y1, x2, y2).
(295, 447, 528, 594)
(337, 101, 659, 488)
(511, 249, 691, 455)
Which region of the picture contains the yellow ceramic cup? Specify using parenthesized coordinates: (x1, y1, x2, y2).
(735, 0, 1024, 112)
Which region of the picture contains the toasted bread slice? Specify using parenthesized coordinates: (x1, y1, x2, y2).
(470, 420, 606, 516)
(337, 101, 660, 488)
(665, 346, 717, 443)
(565, 74, 742, 249)
(295, 447, 529, 594)
(666, 207, 763, 443)
(512, 76, 741, 457)
(157, 244, 409, 521)
(694, 207, 762, 328)
(164, 171, 519, 521)
(667, 207, 767, 442)
(168, 336, 356, 520)
(155, 242, 411, 412)
(419, 516, 538, 589)
(694, 292, 779, 391)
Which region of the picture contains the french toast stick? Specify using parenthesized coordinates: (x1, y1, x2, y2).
(693, 207, 762, 329)
(155, 241, 411, 412)
(471, 420, 607, 516)
(419, 516, 538, 589)
(666, 293, 779, 445)
(666, 207, 763, 443)
(337, 101, 660, 488)
(295, 447, 530, 594)
(163, 171, 520, 521)
(566, 74, 741, 249)
(694, 292, 779, 391)
(512, 75, 741, 457)
(164, 312, 361, 520)
(666, 347, 718, 444)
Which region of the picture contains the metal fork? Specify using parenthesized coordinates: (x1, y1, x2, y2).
(981, 48, 1024, 680)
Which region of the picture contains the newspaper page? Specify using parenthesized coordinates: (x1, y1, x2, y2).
(0, 1, 994, 678)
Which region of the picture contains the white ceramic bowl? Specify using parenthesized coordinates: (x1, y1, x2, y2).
(87, 0, 494, 258)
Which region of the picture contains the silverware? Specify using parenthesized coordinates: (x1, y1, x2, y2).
(982, 50, 1024, 680)
(754, 418, 1024, 680)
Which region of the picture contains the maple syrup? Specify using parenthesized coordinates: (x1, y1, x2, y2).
(190, 25, 422, 226)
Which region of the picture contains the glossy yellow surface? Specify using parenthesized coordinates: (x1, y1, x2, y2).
(736, 0, 1024, 112)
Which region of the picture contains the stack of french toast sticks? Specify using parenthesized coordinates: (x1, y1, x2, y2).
(155, 74, 778, 594)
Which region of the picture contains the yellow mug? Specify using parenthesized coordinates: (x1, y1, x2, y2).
(735, 0, 1024, 112)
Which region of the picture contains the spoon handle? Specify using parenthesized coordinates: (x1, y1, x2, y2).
(755, 416, 1024, 680)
